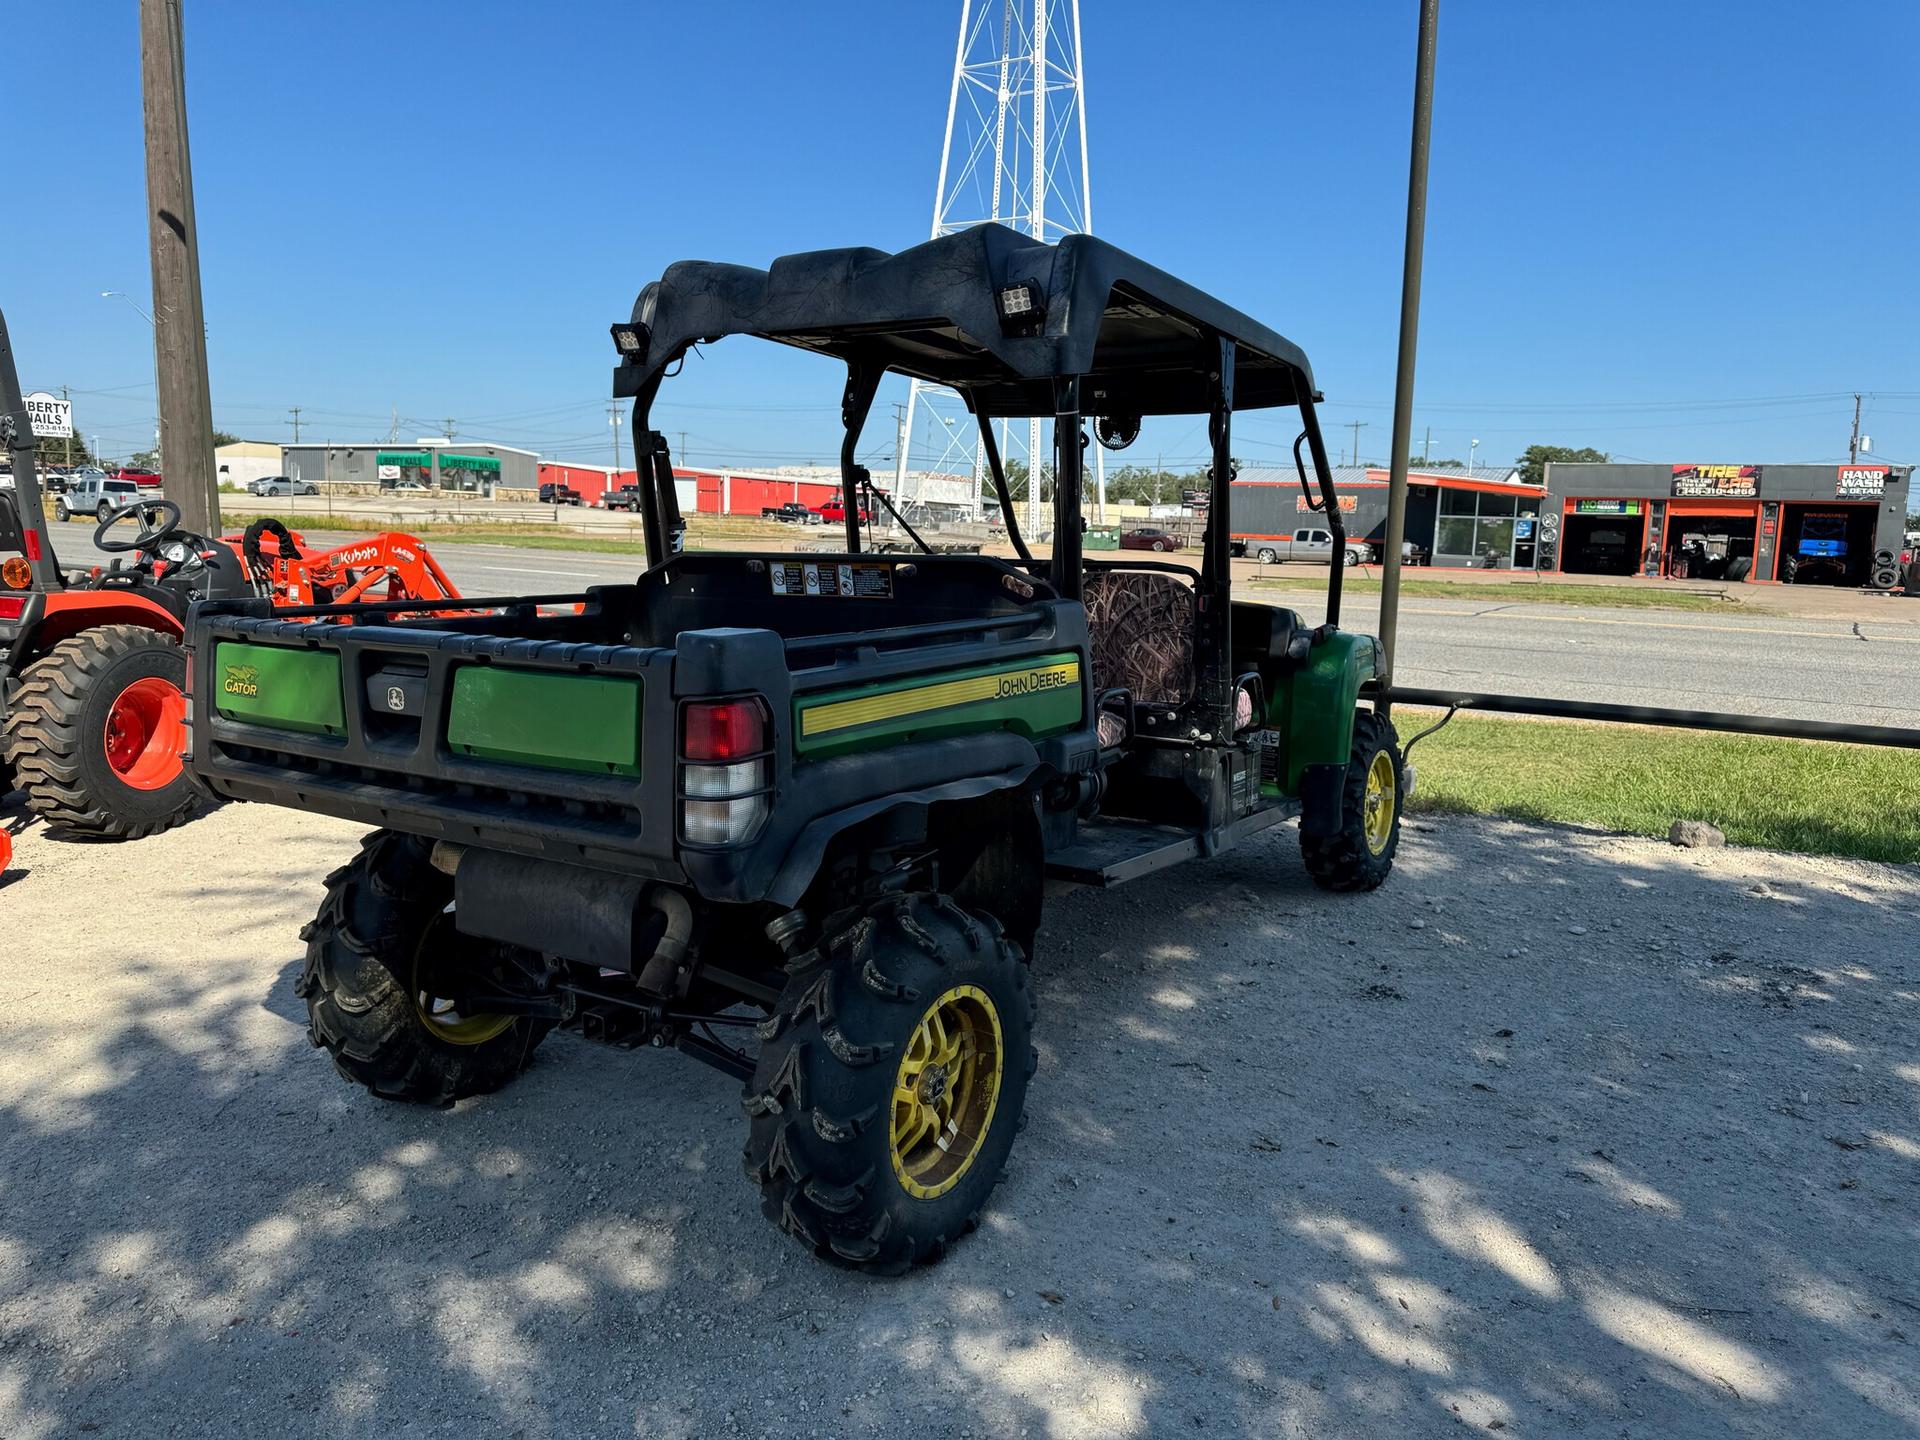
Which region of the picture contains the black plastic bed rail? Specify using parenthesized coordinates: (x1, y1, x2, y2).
(1382, 685, 1920, 751)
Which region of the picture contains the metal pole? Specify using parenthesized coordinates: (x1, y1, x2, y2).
(1376, 0, 1439, 713)
(139, 0, 218, 536)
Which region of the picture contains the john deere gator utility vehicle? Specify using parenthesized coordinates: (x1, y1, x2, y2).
(187, 224, 1402, 1272)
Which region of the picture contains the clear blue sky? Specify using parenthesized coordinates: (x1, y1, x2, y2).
(10, 1, 1917, 473)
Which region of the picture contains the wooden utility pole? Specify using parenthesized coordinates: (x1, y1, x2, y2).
(140, 0, 218, 535)
(1377, 0, 1441, 706)
(1849, 393, 1863, 464)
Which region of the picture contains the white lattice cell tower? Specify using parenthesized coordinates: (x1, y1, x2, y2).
(895, 0, 1101, 531)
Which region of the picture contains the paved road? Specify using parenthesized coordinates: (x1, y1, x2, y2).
(46, 522, 1920, 728)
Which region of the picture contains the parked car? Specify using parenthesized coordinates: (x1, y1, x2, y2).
(538, 482, 585, 506)
(602, 485, 645, 512)
(116, 466, 163, 490)
(258, 476, 319, 497)
(760, 501, 819, 524)
(1120, 526, 1179, 552)
(390, 481, 431, 494)
(57, 475, 143, 522)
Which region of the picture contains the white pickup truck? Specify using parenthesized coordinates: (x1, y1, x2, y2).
(1237, 526, 1339, 565)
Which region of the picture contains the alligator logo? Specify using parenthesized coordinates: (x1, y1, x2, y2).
(221, 663, 259, 698)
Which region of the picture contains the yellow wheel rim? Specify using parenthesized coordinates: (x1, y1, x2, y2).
(412, 915, 516, 1047)
(1363, 749, 1397, 855)
(889, 984, 1004, 1201)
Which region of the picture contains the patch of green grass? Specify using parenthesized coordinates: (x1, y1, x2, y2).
(1401, 710, 1920, 864)
(1254, 576, 1766, 613)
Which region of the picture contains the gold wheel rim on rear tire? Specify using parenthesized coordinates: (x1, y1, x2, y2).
(412, 914, 516, 1046)
(889, 984, 1003, 1200)
(1363, 750, 1397, 855)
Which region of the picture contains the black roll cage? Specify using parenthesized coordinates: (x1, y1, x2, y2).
(612, 225, 1348, 643)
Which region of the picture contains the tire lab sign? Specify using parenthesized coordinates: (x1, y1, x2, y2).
(1836, 465, 1890, 499)
(1670, 464, 1760, 499)
(23, 391, 72, 439)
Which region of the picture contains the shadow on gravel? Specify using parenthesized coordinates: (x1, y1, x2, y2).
(0, 818, 1916, 1437)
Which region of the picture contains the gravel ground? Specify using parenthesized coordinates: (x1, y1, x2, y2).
(2, 799, 1917, 1438)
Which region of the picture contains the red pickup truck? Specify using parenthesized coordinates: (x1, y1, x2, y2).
(117, 467, 163, 490)
(813, 494, 874, 525)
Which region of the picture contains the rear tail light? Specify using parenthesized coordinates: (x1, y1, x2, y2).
(1, 556, 29, 588)
(679, 699, 772, 845)
(683, 699, 766, 761)
(0, 594, 24, 621)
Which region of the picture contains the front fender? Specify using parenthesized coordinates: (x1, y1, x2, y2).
(1270, 630, 1379, 793)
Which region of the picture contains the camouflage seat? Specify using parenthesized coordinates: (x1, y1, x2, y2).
(1083, 570, 1195, 739)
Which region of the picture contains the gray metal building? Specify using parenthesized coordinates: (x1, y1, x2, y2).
(1543, 462, 1912, 586)
(281, 440, 540, 496)
(1232, 466, 1546, 568)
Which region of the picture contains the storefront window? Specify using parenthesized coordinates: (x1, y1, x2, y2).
(1476, 516, 1516, 559)
(1433, 487, 1523, 565)
(437, 454, 502, 494)
(376, 451, 433, 491)
(1436, 517, 1476, 555)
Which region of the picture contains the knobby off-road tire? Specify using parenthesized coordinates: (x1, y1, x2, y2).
(1301, 709, 1403, 893)
(297, 830, 551, 1105)
(744, 893, 1036, 1275)
(2, 625, 197, 840)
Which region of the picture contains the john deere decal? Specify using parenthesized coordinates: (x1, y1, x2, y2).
(796, 654, 1082, 758)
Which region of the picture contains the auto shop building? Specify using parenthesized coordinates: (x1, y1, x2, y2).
(1542, 462, 1913, 587)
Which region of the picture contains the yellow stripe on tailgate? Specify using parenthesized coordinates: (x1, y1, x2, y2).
(801, 659, 1080, 738)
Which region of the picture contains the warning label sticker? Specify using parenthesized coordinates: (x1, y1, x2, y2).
(769, 562, 894, 599)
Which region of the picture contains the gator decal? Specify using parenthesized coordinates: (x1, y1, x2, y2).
(447, 665, 642, 776)
(212, 641, 346, 736)
(796, 652, 1082, 759)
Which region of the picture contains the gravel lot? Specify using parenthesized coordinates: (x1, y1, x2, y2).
(2, 798, 1917, 1438)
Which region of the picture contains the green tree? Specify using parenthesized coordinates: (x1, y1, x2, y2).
(1516, 444, 1609, 487)
(34, 432, 94, 467)
(210, 429, 241, 448)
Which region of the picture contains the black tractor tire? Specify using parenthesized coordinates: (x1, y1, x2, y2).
(1301, 709, 1403, 893)
(296, 830, 551, 1105)
(744, 892, 1035, 1275)
(2, 626, 198, 840)
(1780, 554, 1799, 584)
(1724, 556, 1752, 582)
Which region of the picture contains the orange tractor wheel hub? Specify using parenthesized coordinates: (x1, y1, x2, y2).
(102, 676, 188, 791)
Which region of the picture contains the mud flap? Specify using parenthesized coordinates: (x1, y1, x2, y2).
(1298, 762, 1346, 837)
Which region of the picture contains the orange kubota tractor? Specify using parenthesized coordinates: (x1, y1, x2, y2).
(0, 305, 461, 839)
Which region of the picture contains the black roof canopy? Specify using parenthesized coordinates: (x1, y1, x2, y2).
(617, 224, 1316, 418)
